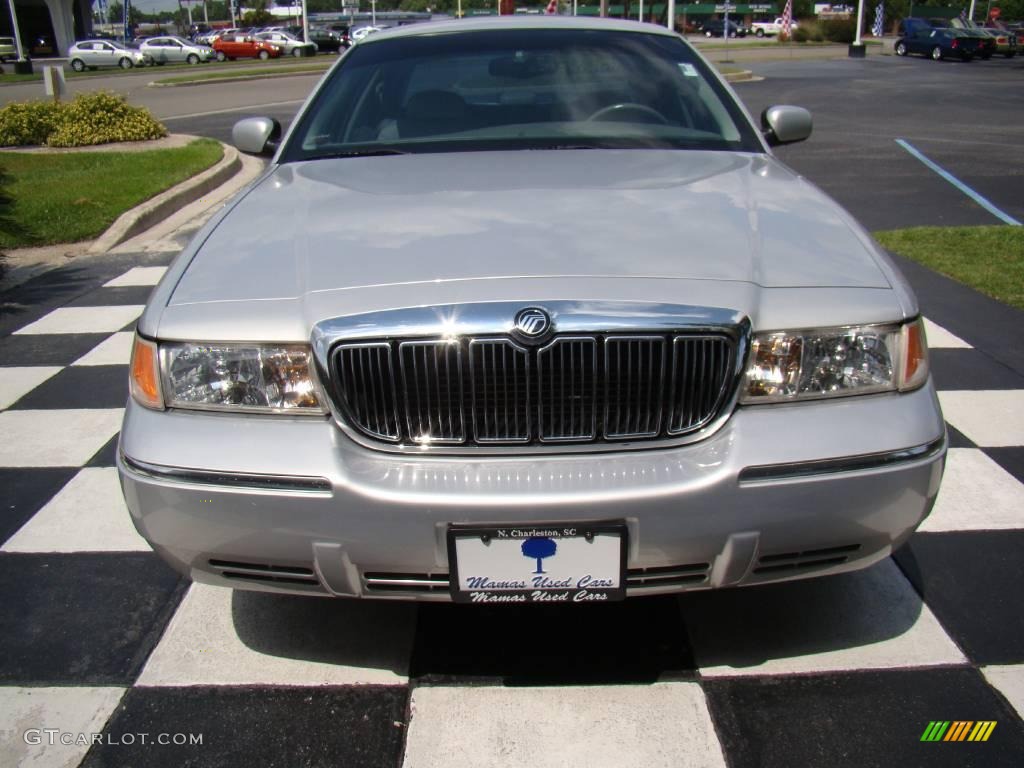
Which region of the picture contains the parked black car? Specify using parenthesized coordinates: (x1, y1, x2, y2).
(700, 20, 747, 38)
(896, 18, 984, 61)
(309, 24, 350, 53)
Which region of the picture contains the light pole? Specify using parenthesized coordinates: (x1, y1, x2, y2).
(667, 0, 675, 31)
(849, 0, 866, 57)
(5, 0, 27, 68)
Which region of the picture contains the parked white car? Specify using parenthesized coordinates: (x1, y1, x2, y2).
(254, 31, 318, 57)
(751, 17, 801, 37)
(68, 40, 147, 71)
(139, 36, 216, 65)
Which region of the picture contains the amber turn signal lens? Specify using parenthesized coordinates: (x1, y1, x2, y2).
(130, 334, 163, 409)
(900, 318, 929, 392)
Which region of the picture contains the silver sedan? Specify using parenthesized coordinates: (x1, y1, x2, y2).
(120, 18, 945, 606)
(254, 31, 318, 57)
(138, 36, 216, 65)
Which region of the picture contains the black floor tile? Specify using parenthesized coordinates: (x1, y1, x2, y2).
(704, 667, 1024, 768)
(66, 286, 154, 307)
(982, 447, 1024, 486)
(81, 686, 409, 768)
(894, 531, 1024, 665)
(86, 434, 121, 468)
(945, 423, 975, 449)
(0, 553, 185, 685)
(0, 334, 108, 366)
(8, 365, 128, 410)
(410, 595, 695, 685)
(0, 467, 77, 545)
(930, 349, 1024, 391)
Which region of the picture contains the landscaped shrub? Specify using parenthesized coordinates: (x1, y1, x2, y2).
(820, 18, 857, 43)
(0, 92, 167, 148)
(791, 26, 812, 42)
(0, 101, 62, 147)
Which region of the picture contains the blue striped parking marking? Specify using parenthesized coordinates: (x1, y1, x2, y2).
(895, 139, 1022, 227)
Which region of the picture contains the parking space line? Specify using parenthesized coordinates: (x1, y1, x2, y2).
(895, 139, 1022, 227)
(160, 100, 305, 121)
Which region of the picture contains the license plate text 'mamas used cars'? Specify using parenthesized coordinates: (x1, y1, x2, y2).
(119, 18, 945, 606)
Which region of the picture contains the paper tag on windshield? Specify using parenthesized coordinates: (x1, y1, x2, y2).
(678, 63, 699, 77)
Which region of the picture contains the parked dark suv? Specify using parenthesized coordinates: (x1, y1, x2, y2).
(700, 19, 748, 38)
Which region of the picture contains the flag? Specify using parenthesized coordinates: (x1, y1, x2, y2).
(959, 7, 969, 23)
(781, 0, 793, 38)
(872, 2, 885, 36)
(546, 0, 558, 13)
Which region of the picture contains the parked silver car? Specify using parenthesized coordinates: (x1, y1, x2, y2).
(68, 39, 147, 71)
(254, 31, 318, 57)
(120, 18, 945, 606)
(139, 35, 216, 65)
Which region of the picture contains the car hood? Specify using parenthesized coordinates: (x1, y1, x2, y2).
(154, 150, 905, 340)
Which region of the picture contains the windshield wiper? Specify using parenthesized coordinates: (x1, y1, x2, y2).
(308, 148, 409, 159)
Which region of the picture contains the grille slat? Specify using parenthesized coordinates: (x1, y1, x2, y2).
(330, 332, 735, 448)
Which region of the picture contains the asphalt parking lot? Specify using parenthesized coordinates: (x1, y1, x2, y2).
(1, 50, 1023, 768)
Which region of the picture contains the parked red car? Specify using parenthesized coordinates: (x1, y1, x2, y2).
(212, 34, 281, 61)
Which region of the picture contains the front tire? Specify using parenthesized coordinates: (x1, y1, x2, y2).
(119, 57, 133, 69)
(931, 46, 943, 61)
(705, 31, 713, 38)
(70, 58, 85, 72)
(895, 41, 907, 56)
(292, 47, 303, 57)
(187, 53, 199, 65)
(258, 50, 270, 60)
(755, 29, 765, 37)
(215, 50, 226, 62)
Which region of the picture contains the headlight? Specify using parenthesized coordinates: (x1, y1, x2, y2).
(130, 337, 326, 414)
(741, 318, 929, 403)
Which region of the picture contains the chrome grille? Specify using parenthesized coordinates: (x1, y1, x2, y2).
(328, 333, 736, 448)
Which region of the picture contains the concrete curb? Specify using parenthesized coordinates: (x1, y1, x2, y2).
(89, 141, 241, 254)
(722, 70, 759, 83)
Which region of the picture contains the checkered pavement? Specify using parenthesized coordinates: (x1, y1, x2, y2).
(1, 257, 1023, 768)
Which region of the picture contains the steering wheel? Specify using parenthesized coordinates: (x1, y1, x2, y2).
(586, 103, 670, 125)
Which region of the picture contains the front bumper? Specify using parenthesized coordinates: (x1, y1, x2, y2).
(118, 382, 946, 601)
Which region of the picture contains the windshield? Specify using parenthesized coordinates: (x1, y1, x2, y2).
(282, 28, 761, 161)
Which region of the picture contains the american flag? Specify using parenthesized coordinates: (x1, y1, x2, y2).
(546, 0, 558, 13)
(781, 0, 793, 38)
(872, 2, 885, 37)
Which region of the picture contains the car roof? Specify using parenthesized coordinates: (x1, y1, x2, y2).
(359, 16, 679, 45)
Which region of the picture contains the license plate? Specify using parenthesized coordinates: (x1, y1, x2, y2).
(447, 522, 627, 604)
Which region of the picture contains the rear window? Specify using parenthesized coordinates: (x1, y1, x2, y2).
(282, 27, 761, 160)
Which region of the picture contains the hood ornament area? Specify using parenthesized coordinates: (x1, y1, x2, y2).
(513, 307, 551, 340)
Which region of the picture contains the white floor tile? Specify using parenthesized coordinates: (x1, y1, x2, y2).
(0, 367, 62, 410)
(103, 266, 167, 287)
(0, 686, 125, 768)
(402, 682, 726, 768)
(939, 390, 1024, 448)
(920, 448, 1024, 532)
(136, 584, 414, 687)
(982, 665, 1024, 720)
(685, 558, 966, 677)
(0, 409, 122, 467)
(14, 306, 144, 336)
(923, 318, 971, 349)
(71, 333, 134, 367)
(3, 468, 149, 553)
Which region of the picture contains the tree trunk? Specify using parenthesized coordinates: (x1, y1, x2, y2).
(600, 0, 608, 18)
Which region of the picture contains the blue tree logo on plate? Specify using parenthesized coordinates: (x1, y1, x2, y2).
(521, 537, 557, 574)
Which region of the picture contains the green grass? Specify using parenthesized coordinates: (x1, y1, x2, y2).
(875, 226, 1024, 310)
(155, 61, 330, 85)
(0, 138, 223, 248)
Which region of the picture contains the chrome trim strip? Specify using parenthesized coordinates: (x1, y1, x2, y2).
(120, 453, 332, 493)
(738, 435, 946, 484)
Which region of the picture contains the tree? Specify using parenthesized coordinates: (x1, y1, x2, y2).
(521, 537, 557, 575)
(242, 0, 274, 26)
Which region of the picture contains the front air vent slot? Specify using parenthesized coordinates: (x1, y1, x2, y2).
(752, 543, 861, 575)
(627, 562, 710, 588)
(328, 332, 737, 449)
(209, 558, 322, 587)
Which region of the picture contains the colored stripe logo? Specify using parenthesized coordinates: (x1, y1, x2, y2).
(921, 721, 997, 742)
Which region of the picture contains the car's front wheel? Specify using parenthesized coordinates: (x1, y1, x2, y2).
(705, 31, 713, 38)
(895, 41, 907, 56)
(292, 47, 303, 57)
(119, 57, 133, 69)
(258, 49, 270, 60)
(755, 29, 765, 37)
(931, 46, 943, 61)
(187, 53, 199, 65)
(70, 58, 85, 72)
(215, 50, 226, 62)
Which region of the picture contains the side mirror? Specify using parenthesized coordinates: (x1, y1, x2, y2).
(760, 105, 813, 147)
(232, 116, 282, 156)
